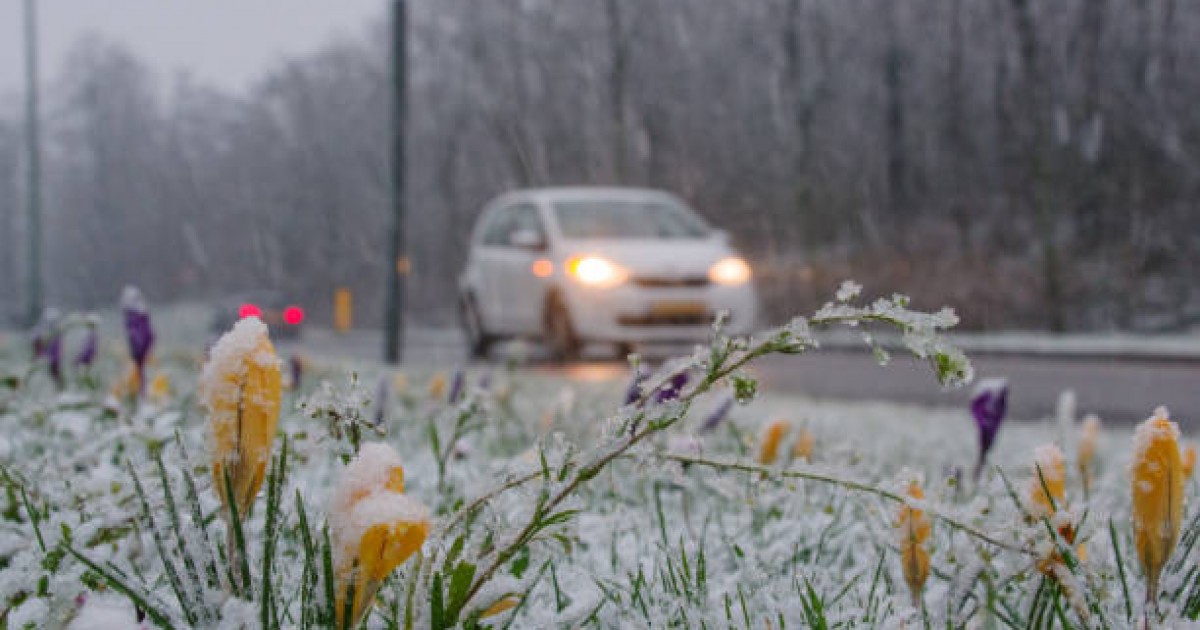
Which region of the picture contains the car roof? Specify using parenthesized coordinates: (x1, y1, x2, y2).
(491, 186, 682, 207)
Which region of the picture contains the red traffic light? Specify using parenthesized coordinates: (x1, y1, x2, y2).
(283, 306, 305, 325)
(238, 303, 262, 319)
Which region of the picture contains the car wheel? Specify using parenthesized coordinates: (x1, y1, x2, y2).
(460, 294, 493, 359)
(545, 296, 581, 363)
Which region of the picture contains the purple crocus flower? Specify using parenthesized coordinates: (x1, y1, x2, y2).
(31, 331, 46, 359)
(30, 310, 55, 359)
(46, 327, 63, 388)
(971, 378, 1009, 480)
(31, 309, 63, 387)
(699, 394, 734, 433)
(121, 287, 154, 394)
(448, 368, 465, 404)
(623, 366, 648, 405)
(75, 323, 98, 369)
(654, 371, 690, 403)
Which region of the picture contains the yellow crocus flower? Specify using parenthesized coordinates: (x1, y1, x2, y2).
(332, 443, 430, 630)
(792, 427, 815, 463)
(1027, 444, 1066, 519)
(428, 372, 447, 400)
(200, 317, 281, 523)
(1132, 407, 1185, 606)
(1077, 414, 1100, 495)
(149, 373, 171, 404)
(757, 419, 791, 465)
(896, 480, 930, 606)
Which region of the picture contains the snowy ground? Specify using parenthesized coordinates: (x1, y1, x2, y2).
(1, 297, 1198, 628)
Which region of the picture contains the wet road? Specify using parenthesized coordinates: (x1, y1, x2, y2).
(286, 328, 1200, 423)
(749, 351, 1199, 423)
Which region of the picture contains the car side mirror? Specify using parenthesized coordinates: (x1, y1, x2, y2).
(508, 229, 546, 251)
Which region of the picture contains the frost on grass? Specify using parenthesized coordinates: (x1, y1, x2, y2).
(14, 284, 1198, 627)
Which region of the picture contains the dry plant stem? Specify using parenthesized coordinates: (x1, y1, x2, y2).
(453, 303, 968, 615)
(435, 470, 541, 537)
(660, 452, 1030, 555)
(460, 337, 769, 608)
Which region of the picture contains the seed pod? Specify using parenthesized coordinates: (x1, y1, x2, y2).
(1131, 407, 1185, 606)
(200, 317, 281, 523)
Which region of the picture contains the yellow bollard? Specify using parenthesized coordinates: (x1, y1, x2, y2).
(335, 288, 353, 332)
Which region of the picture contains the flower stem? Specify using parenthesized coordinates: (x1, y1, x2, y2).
(658, 452, 1030, 555)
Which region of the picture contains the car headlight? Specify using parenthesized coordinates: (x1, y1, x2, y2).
(566, 256, 628, 288)
(708, 257, 752, 285)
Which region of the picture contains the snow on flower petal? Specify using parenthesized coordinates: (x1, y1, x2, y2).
(200, 316, 281, 523)
(1131, 406, 1184, 605)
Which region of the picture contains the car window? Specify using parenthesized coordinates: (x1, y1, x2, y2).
(553, 199, 710, 239)
(510, 204, 545, 241)
(480, 206, 517, 246)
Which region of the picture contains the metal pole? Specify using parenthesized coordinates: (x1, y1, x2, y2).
(23, 0, 43, 327)
(383, 0, 407, 363)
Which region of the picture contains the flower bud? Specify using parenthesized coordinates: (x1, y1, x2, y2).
(896, 480, 931, 606)
(1131, 407, 1185, 604)
(331, 443, 429, 629)
(200, 317, 281, 523)
(757, 419, 791, 465)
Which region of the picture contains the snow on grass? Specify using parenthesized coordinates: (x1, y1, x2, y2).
(0, 297, 1197, 628)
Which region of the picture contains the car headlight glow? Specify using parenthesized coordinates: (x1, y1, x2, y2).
(567, 256, 627, 288)
(708, 257, 752, 285)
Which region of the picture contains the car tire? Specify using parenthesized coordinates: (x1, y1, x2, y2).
(545, 295, 581, 363)
(460, 294, 493, 359)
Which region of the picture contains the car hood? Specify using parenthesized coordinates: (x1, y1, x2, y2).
(558, 238, 734, 279)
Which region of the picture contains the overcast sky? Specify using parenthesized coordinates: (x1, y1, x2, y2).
(0, 0, 383, 96)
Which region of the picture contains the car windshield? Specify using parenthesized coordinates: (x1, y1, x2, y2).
(553, 200, 711, 239)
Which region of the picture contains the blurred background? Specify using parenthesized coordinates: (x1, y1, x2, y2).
(1, 0, 1198, 333)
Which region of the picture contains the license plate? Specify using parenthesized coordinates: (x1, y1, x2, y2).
(650, 301, 707, 317)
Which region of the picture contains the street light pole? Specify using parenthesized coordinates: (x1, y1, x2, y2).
(23, 0, 43, 326)
(383, 0, 407, 363)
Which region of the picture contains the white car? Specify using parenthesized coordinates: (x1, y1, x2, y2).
(458, 187, 758, 360)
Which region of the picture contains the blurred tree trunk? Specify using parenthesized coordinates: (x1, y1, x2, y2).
(1006, 0, 1067, 331)
(944, 0, 971, 243)
(605, 0, 630, 182)
(0, 123, 16, 321)
(780, 0, 833, 250)
(883, 0, 909, 243)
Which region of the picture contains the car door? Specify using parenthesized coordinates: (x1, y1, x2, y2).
(470, 205, 517, 332)
(499, 203, 551, 335)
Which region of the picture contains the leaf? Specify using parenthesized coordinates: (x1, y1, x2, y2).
(430, 571, 446, 630)
(509, 546, 530, 579)
(446, 560, 477, 622)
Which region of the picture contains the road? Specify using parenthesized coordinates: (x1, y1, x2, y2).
(285, 328, 1200, 423)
